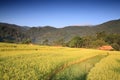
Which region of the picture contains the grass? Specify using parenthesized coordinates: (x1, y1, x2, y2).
(0, 42, 120, 80)
(87, 53, 120, 80)
(52, 55, 106, 80)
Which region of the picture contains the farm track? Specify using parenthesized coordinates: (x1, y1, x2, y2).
(46, 53, 109, 80)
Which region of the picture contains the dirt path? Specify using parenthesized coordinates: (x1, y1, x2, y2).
(46, 54, 108, 80)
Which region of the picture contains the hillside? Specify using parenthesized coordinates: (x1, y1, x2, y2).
(94, 19, 120, 33)
(0, 23, 29, 42)
(0, 19, 120, 44)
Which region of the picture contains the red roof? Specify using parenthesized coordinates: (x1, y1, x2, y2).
(98, 46, 113, 50)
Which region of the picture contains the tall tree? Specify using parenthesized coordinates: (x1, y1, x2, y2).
(68, 36, 84, 48)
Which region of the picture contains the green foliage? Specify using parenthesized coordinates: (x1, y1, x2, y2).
(1, 19, 120, 44)
(105, 34, 120, 50)
(68, 36, 84, 48)
(112, 43, 120, 51)
(0, 23, 28, 43)
(22, 39, 31, 44)
(96, 31, 107, 40)
(42, 39, 49, 45)
(53, 38, 65, 46)
(66, 32, 120, 51)
(91, 39, 107, 48)
(67, 34, 108, 48)
(105, 34, 119, 44)
(82, 36, 95, 48)
(53, 55, 106, 80)
(0, 20, 120, 50)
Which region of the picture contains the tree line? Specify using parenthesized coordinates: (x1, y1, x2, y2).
(40, 31, 120, 51)
(3, 31, 120, 51)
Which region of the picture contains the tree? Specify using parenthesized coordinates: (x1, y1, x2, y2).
(22, 39, 31, 44)
(82, 36, 93, 48)
(112, 43, 120, 51)
(91, 39, 107, 48)
(105, 34, 120, 44)
(104, 34, 120, 51)
(96, 31, 107, 40)
(42, 39, 49, 45)
(68, 36, 84, 48)
(53, 38, 65, 46)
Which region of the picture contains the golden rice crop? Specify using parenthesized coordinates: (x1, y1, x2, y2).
(0, 42, 108, 80)
(87, 53, 120, 80)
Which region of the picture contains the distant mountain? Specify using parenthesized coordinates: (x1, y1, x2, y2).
(0, 19, 120, 44)
(94, 19, 120, 33)
(0, 23, 29, 42)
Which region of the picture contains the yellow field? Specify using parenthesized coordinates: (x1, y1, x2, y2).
(0, 42, 120, 80)
(87, 53, 120, 80)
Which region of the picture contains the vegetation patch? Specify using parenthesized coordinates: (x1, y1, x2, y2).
(87, 54, 120, 80)
(51, 55, 106, 80)
(0, 43, 120, 80)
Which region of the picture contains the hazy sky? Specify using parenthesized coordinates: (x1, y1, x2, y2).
(0, 0, 120, 27)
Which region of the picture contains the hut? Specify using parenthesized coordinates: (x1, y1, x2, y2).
(98, 45, 113, 51)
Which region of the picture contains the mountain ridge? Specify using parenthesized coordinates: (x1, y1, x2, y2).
(0, 19, 120, 44)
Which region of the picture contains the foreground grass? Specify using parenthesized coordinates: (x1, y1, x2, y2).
(0, 42, 119, 80)
(87, 53, 120, 80)
(52, 55, 106, 80)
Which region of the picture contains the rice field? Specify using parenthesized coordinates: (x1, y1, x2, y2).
(87, 52, 120, 80)
(52, 55, 106, 80)
(0, 42, 120, 80)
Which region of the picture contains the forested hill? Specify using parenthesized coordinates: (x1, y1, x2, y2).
(0, 23, 29, 42)
(0, 19, 120, 44)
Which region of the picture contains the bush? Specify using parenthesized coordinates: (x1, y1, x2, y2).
(22, 39, 31, 44)
(112, 43, 120, 51)
(90, 39, 107, 48)
(68, 36, 84, 48)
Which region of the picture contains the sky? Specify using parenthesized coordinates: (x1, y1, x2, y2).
(0, 0, 120, 28)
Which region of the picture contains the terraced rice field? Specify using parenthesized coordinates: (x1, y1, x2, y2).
(0, 42, 120, 80)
